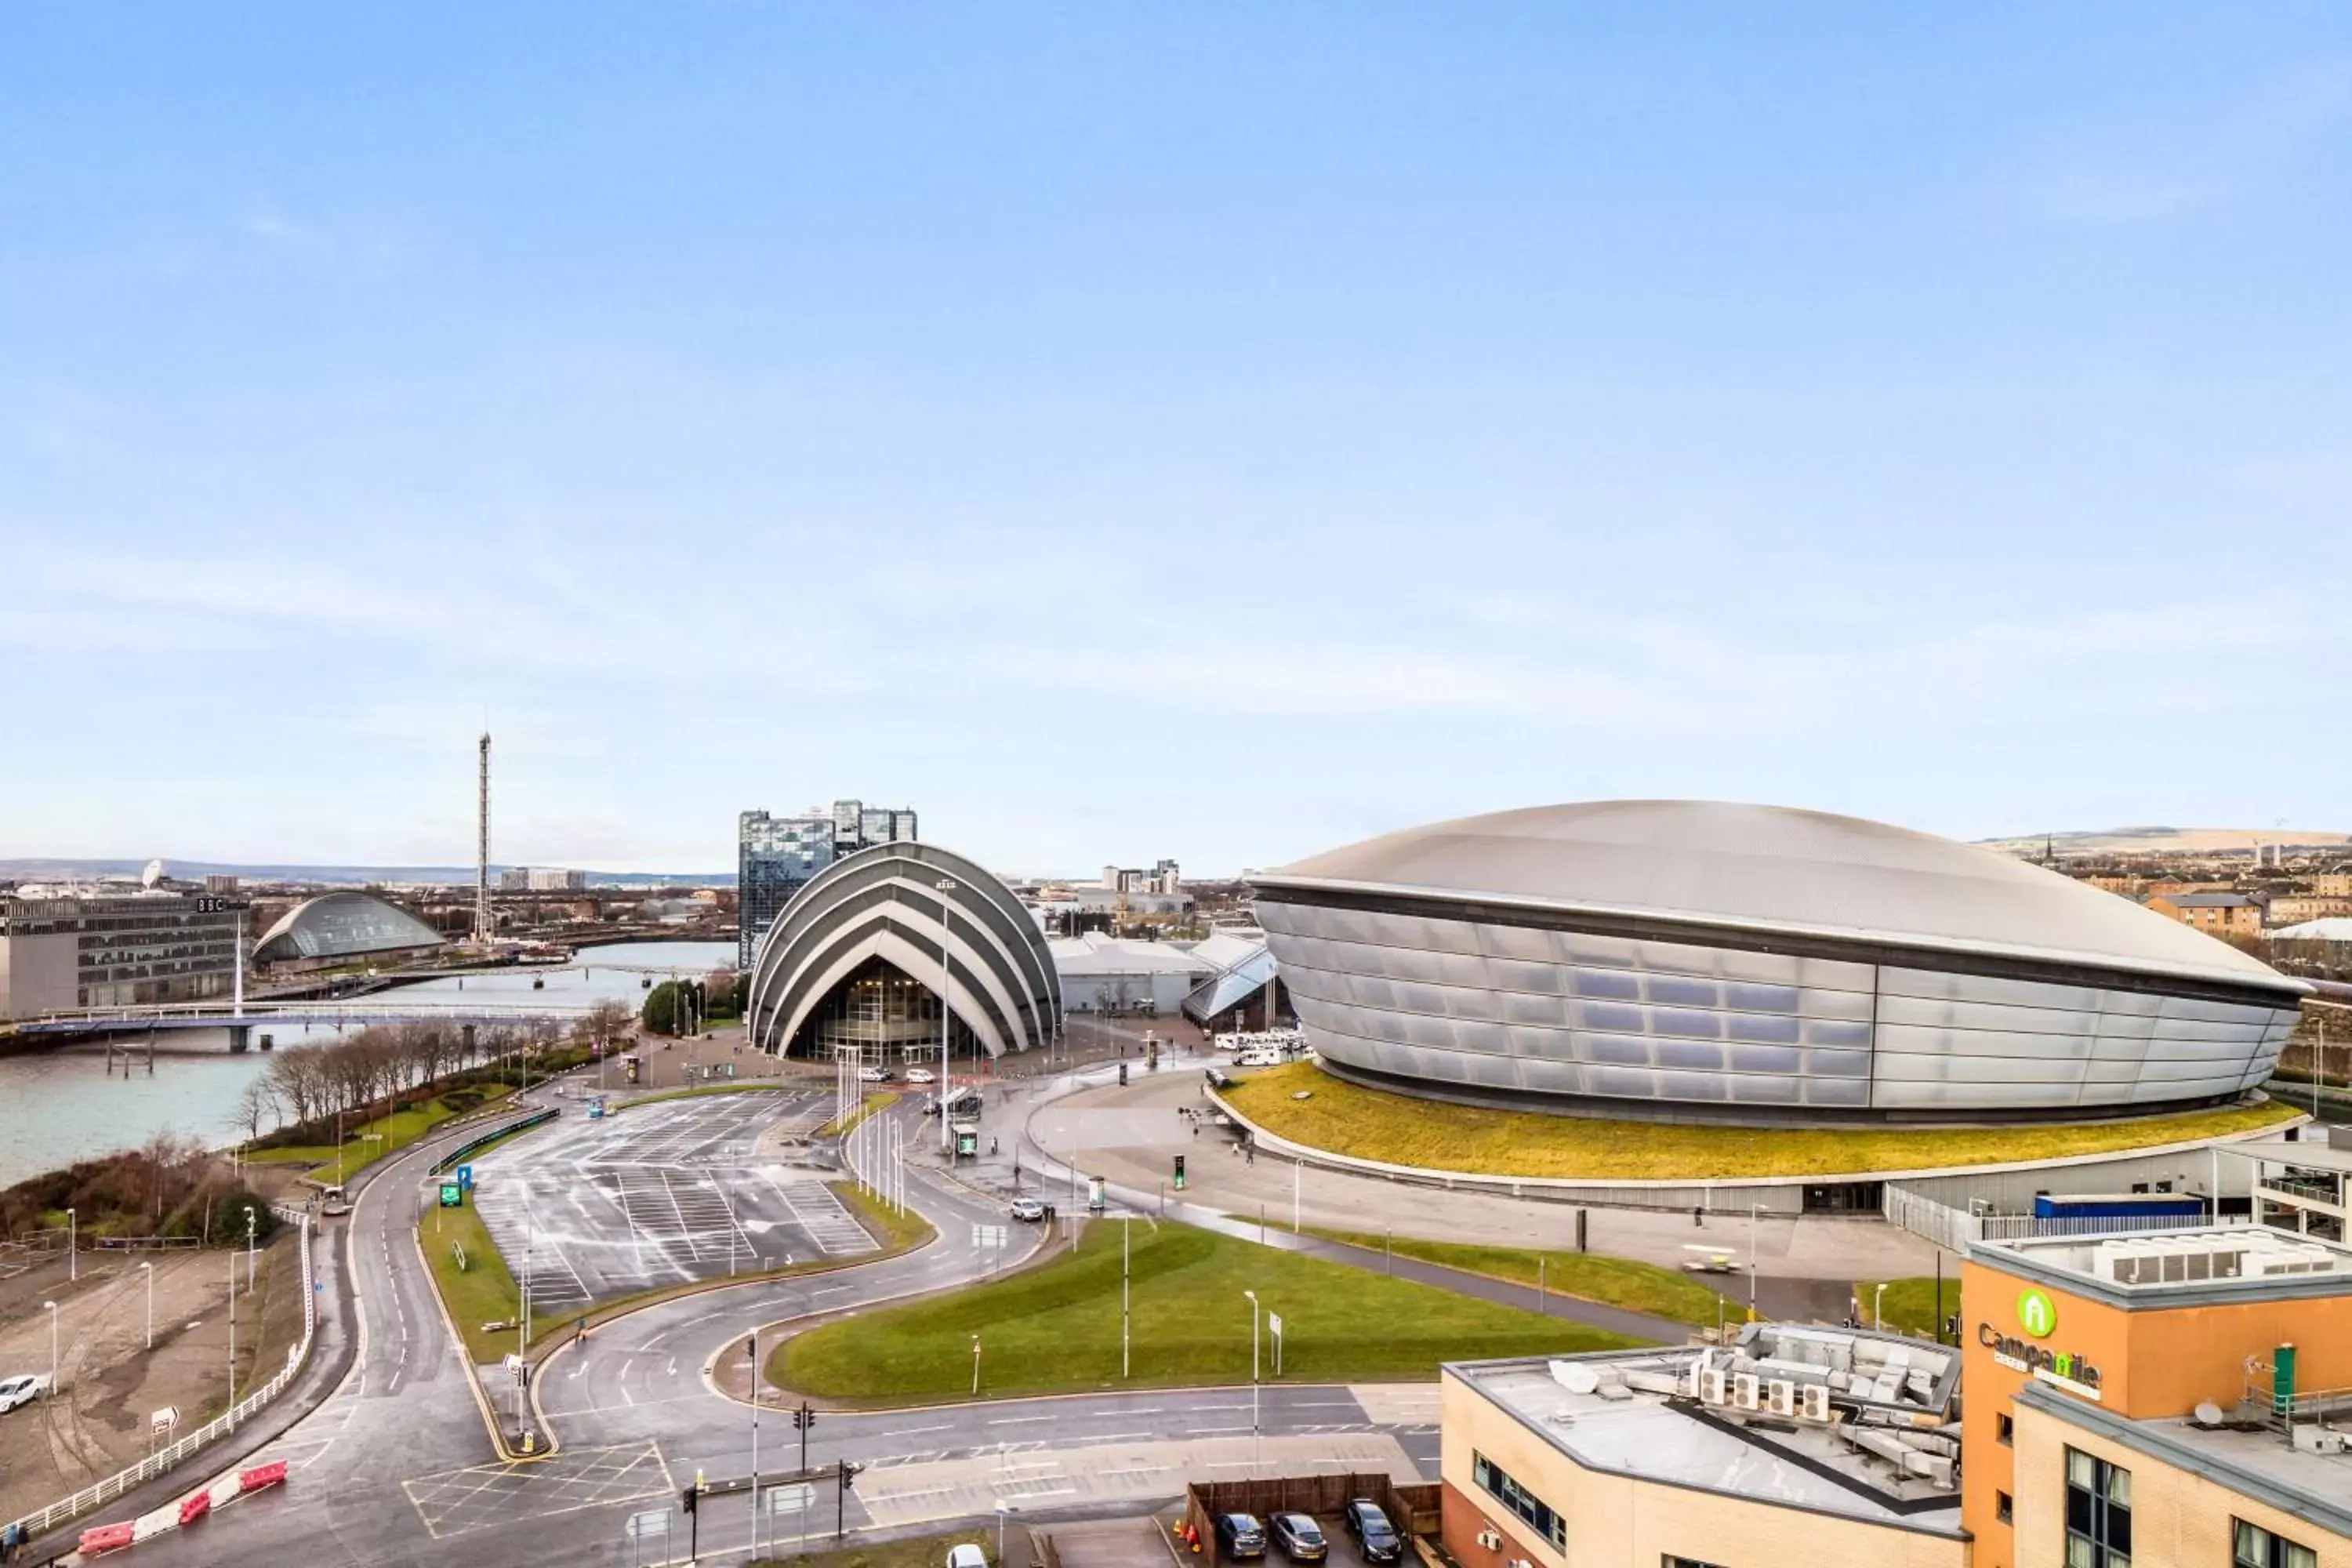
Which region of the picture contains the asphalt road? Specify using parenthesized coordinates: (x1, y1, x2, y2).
(100, 1080, 1443, 1567)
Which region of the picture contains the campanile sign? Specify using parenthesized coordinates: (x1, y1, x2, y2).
(1980, 1286, 2102, 1403)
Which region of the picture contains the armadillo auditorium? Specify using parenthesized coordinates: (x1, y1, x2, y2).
(1250, 800, 2311, 1127)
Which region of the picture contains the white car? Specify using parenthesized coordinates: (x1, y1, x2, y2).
(857, 1065, 894, 1083)
(947, 1545, 989, 1568)
(0, 1373, 49, 1413)
(905, 1067, 937, 1084)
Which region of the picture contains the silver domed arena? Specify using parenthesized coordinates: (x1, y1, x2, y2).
(746, 841, 1060, 1062)
(1249, 801, 2309, 1124)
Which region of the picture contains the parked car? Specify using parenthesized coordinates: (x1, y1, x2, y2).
(858, 1065, 895, 1083)
(946, 1544, 989, 1568)
(1235, 1051, 1281, 1069)
(0, 1374, 49, 1414)
(1203, 1066, 1235, 1091)
(1010, 1197, 1047, 1222)
(1271, 1514, 1327, 1562)
(906, 1067, 938, 1084)
(1343, 1500, 1401, 1563)
(1214, 1514, 1268, 1560)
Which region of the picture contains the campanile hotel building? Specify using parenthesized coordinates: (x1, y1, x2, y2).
(1964, 1225, 2352, 1568)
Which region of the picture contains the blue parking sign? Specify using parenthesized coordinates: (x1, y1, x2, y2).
(456, 1164, 474, 1191)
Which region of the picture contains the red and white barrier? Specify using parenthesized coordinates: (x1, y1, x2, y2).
(70, 1455, 290, 1555)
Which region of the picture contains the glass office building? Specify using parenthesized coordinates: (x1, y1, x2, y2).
(1251, 801, 2308, 1125)
(738, 799, 916, 967)
(0, 891, 244, 1016)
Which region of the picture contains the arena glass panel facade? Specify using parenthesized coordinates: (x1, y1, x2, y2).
(1254, 898, 2299, 1120)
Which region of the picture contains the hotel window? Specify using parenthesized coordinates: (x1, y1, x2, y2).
(1664, 1559, 1726, 1568)
(2063, 1447, 2131, 1567)
(2234, 1519, 2317, 1568)
(1470, 1450, 1567, 1552)
(1998, 1412, 2014, 1446)
(1997, 1491, 2013, 1524)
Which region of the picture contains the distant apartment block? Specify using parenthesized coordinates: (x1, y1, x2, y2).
(499, 867, 589, 891)
(2142, 889, 2266, 940)
(739, 799, 917, 966)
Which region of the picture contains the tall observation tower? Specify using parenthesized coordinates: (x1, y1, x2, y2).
(474, 731, 493, 949)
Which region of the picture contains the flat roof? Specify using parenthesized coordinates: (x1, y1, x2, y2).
(1449, 1340, 1962, 1539)
(2224, 1135, 2352, 1175)
(1973, 1225, 2352, 1309)
(2019, 1384, 2352, 1544)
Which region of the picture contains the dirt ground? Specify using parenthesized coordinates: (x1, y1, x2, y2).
(0, 1229, 307, 1523)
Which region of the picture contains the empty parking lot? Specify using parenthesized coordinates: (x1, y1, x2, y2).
(464, 1091, 878, 1316)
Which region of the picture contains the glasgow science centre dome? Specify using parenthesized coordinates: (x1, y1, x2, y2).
(1249, 801, 2310, 1124)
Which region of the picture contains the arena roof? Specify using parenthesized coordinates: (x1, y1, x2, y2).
(1254, 800, 2305, 995)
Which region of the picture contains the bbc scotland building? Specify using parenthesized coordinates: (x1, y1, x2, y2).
(1250, 800, 2308, 1124)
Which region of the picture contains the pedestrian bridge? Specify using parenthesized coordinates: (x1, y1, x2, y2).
(2, 997, 597, 1042)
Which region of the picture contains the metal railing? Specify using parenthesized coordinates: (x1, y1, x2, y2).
(1883, 1185, 2246, 1248)
(1, 1208, 318, 1547)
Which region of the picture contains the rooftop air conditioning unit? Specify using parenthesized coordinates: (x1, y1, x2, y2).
(1799, 1384, 1831, 1422)
(1733, 1374, 1762, 1410)
(1699, 1368, 1728, 1406)
(1475, 1530, 1502, 1551)
(2293, 1426, 2347, 1456)
(1766, 1380, 1796, 1417)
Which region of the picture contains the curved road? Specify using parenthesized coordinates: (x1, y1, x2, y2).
(107, 1086, 1441, 1567)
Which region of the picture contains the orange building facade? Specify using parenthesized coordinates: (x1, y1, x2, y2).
(1962, 1228, 2352, 1568)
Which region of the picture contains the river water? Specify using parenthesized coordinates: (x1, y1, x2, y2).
(0, 940, 735, 1188)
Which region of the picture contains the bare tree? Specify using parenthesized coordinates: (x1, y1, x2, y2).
(234, 1077, 281, 1150)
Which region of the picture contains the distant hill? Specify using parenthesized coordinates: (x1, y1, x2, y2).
(0, 858, 732, 888)
(1976, 827, 2352, 858)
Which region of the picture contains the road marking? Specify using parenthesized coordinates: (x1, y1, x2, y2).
(985, 1415, 1058, 1425)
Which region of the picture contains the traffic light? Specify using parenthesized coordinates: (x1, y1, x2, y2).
(745, 1335, 755, 1361)
(1118, 1062, 1129, 1086)
(839, 1460, 864, 1491)
(1174, 1153, 1186, 1191)
(792, 1405, 814, 1431)
(681, 1486, 698, 1515)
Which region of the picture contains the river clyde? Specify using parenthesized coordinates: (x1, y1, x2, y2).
(0, 940, 734, 1187)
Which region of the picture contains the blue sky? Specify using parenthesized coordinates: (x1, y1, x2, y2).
(3, 6, 2349, 876)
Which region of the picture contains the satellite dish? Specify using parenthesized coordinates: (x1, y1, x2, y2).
(2194, 1401, 2226, 1428)
(140, 858, 165, 889)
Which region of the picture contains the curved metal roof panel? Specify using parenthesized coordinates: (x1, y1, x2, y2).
(252, 891, 443, 962)
(1253, 800, 2305, 997)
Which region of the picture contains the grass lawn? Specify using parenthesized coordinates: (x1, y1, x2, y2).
(1224, 1062, 2301, 1180)
(420, 1197, 571, 1365)
(1856, 1276, 1962, 1339)
(818, 1091, 899, 1138)
(772, 1218, 1646, 1403)
(837, 1180, 934, 1252)
(618, 1081, 790, 1109)
(248, 1088, 517, 1183)
(1299, 1225, 1736, 1329)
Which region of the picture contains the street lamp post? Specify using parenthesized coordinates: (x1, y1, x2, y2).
(1243, 1290, 1261, 1463)
(1748, 1203, 1759, 1320)
(227, 1248, 238, 1417)
(67, 1207, 76, 1283)
(43, 1301, 57, 1399)
(971, 1334, 982, 1397)
(935, 879, 958, 1152)
(749, 1323, 761, 1557)
(1874, 1283, 1888, 1332)
(140, 1261, 154, 1350)
(245, 1207, 258, 1297)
